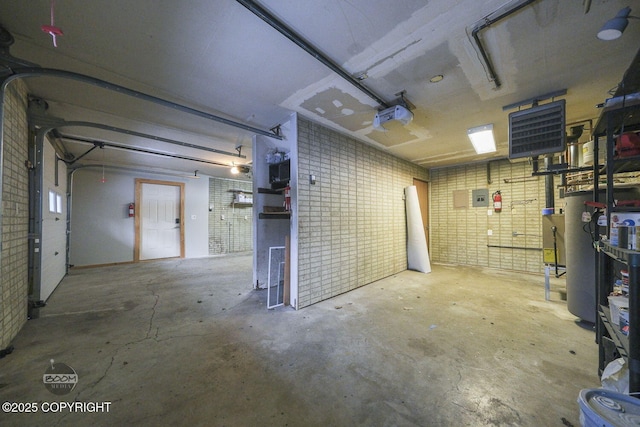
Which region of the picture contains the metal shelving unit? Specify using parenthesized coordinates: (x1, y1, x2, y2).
(593, 48, 640, 395)
(597, 243, 640, 392)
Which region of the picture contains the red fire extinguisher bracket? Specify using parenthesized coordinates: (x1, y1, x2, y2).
(492, 191, 502, 213)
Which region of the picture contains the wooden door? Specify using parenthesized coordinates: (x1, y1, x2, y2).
(413, 178, 429, 249)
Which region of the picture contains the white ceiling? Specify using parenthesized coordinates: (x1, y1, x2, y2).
(1, 0, 639, 178)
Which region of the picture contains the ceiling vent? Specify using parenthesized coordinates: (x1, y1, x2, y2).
(508, 100, 566, 159)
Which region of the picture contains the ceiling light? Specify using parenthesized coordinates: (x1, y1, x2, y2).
(467, 124, 496, 154)
(597, 7, 639, 40)
(229, 164, 251, 175)
(429, 74, 444, 83)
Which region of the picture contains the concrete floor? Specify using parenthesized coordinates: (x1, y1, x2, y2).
(0, 254, 598, 426)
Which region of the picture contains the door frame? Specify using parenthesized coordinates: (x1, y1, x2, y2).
(134, 179, 186, 262)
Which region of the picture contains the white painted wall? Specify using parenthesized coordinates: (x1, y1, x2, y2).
(41, 137, 68, 300)
(253, 113, 295, 298)
(69, 167, 209, 266)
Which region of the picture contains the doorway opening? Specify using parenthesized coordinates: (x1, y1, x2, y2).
(208, 177, 253, 255)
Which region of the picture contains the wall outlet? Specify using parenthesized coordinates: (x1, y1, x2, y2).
(487, 229, 493, 236)
(220, 214, 225, 220)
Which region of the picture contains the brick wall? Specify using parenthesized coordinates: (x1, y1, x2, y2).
(1, 80, 29, 349)
(430, 160, 559, 273)
(208, 177, 253, 254)
(296, 118, 429, 307)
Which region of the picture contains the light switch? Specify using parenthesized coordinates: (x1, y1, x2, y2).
(191, 215, 197, 220)
(487, 229, 493, 236)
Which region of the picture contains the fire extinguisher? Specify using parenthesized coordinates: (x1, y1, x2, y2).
(492, 191, 502, 213)
(283, 185, 291, 212)
(128, 203, 135, 217)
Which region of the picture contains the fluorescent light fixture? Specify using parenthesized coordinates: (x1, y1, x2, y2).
(467, 124, 496, 154)
(597, 7, 638, 40)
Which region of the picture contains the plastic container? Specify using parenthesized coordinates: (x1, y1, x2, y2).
(583, 140, 606, 166)
(578, 388, 640, 427)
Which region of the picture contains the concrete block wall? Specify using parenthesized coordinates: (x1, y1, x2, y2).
(1, 80, 29, 349)
(208, 177, 253, 254)
(296, 118, 429, 307)
(430, 159, 560, 273)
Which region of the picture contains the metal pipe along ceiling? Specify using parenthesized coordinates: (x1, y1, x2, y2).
(235, 0, 390, 109)
(471, 0, 539, 88)
(54, 121, 247, 159)
(60, 134, 233, 169)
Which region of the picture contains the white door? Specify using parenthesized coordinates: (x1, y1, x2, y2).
(139, 182, 182, 260)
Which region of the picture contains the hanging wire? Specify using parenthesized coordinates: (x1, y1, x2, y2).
(41, 0, 63, 47)
(100, 146, 106, 183)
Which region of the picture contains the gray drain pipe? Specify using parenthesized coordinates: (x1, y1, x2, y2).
(544, 157, 555, 211)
